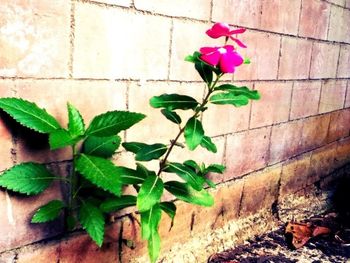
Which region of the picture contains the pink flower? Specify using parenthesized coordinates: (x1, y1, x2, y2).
(200, 45, 244, 73)
(206, 23, 247, 48)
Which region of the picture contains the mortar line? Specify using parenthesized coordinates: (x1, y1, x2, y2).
(209, 0, 214, 22)
(288, 81, 295, 121)
(308, 41, 315, 79)
(326, 2, 333, 41)
(296, 0, 303, 36)
(69, 0, 76, 78)
(167, 19, 174, 81)
(276, 36, 283, 80)
(335, 44, 342, 79)
(317, 81, 324, 114)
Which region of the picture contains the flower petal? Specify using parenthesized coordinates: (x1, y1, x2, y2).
(229, 28, 246, 34)
(230, 37, 247, 48)
(219, 49, 244, 73)
(200, 46, 218, 54)
(206, 23, 230, 38)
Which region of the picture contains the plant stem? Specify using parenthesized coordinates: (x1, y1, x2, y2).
(68, 145, 78, 210)
(157, 74, 222, 176)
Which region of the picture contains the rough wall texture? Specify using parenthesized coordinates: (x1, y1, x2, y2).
(0, 0, 350, 262)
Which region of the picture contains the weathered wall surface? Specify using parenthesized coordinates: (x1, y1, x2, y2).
(0, 0, 349, 262)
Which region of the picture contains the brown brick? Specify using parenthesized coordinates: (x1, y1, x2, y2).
(134, 0, 211, 20)
(299, 0, 330, 40)
(280, 152, 311, 196)
(0, 1, 70, 78)
(92, 0, 131, 6)
(345, 81, 350, 107)
(260, 0, 301, 35)
(309, 143, 337, 184)
(234, 32, 280, 80)
(192, 179, 244, 233)
(212, 0, 261, 28)
(0, 83, 15, 171)
(225, 127, 270, 180)
(250, 82, 292, 128)
(335, 137, 350, 167)
(240, 165, 281, 216)
(269, 120, 303, 164)
(278, 37, 313, 79)
(0, 180, 63, 251)
(73, 3, 171, 80)
(169, 20, 219, 81)
(310, 43, 340, 79)
(12, 80, 127, 164)
(327, 109, 350, 142)
(127, 81, 203, 143)
(328, 6, 350, 43)
(337, 45, 350, 78)
(290, 81, 321, 120)
(299, 114, 330, 153)
(319, 80, 347, 114)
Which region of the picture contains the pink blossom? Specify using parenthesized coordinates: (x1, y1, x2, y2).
(200, 45, 244, 73)
(206, 23, 247, 48)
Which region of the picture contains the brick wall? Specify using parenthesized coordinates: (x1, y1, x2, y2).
(0, 0, 349, 262)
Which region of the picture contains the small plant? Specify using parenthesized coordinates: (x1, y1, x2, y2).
(0, 23, 259, 262)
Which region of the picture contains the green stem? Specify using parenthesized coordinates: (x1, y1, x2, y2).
(157, 73, 222, 176)
(68, 145, 78, 210)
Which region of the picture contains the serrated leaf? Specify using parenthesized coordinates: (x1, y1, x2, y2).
(49, 129, 81, 150)
(79, 201, 105, 247)
(85, 111, 145, 137)
(135, 143, 167, 162)
(118, 166, 147, 185)
(200, 136, 217, 153)
(67, 103, 85, 137)
(0, 98, 61, 133)
(205, 164, 226, 174)
(122, 142, 148, 154)
(184, 117, 204, 151)
(160, 202, 176, 222)
(75, 154, 122, 196)
(137, 175, 164, 212)
(140, 204, 162, 240)
(214, 84, 260, 100)
(150, 94, 199, 111)
(164, 162, 205, 191)
(161, 109, 182, 124)
(83, 135, 121, 158)
(100, 195, 136, 213)
(0, 163, 55, 195)
(195, 61, 213, 85)
(210, 92, 249, 106)
(148, 230, 161, 263)
(31, 200, 65, 223)
(164, 181, 214, 207)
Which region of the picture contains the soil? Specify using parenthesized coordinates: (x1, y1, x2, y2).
(208, 215, 350, 263)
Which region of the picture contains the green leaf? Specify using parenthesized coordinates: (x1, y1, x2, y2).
(79, 201, 105, 247)
(118, 166, 146, 185)
(140, 204, 162, 240)
(183, 160, 200, 171)
(244, 58, 251, 64)
(85, 111, 145, 137)
(122, 142, 148, 154)
(148, 230, 161, 263)
(205, 164, 226, 174)
(164, 181, 214, 207)
(137, 175, 164, 212)
(49, 129, 81, 150)
(184, 117, 204, 151)
(0, 163, 55, 195)
(200, 136, 217, 153)
(135, 143, 168, 162)
(184, 51, 201, 63)
(150, 94, 199, 111)
(164, 162, 205, 191)
(205, 178, 216, 188)
(67, 103, 85, 137)
(31, 200, 65, 223)
(161, 109, 182, 124)
(160, 202, 176, 222)
(83, 135, 121, 158)
(0, 98, 61, 133)
(100, 195, 136, 213)
(195, 61, 213, 85)
(214, 84, 260, 100)
(210, 92, 249, 107)
(75, 154, 122, 196)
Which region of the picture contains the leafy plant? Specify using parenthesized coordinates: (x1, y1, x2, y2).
(0, 22, 260, 262)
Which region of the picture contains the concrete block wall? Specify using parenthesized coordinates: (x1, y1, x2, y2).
(0, 0, 349, 262)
